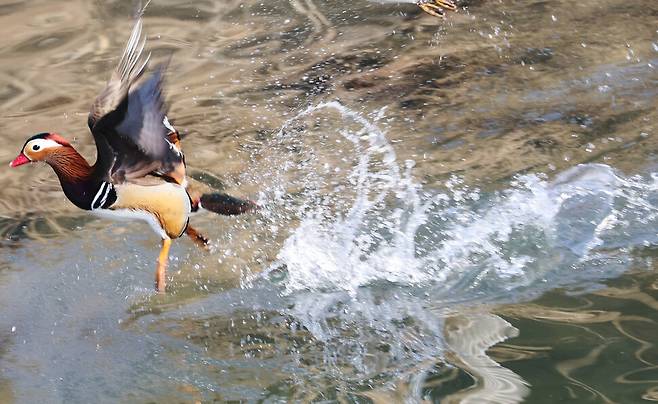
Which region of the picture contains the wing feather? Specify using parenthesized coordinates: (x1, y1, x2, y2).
(88, 19, 149, 129)
(87, 16, 183, 183)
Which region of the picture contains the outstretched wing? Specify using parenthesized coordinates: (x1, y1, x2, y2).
(88, 17, 183, 183)
(88, 18, 149, 129)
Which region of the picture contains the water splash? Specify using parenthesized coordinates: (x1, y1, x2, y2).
(234, 101, 658, 395)
(259, 101, 432, 294)
(256, 102, 658, 303)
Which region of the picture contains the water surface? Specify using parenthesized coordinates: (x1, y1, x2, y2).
(0, 0, 657, 402)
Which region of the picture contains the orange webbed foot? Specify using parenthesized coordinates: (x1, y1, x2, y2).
(186, 225, 210, 251)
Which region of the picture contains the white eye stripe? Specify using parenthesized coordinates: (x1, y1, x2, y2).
(26, 139, 62, 151)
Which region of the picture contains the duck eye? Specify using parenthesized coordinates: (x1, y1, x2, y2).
(32, 144, 40, 151)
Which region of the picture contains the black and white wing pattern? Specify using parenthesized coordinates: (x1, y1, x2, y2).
(88, 17, 183, 183)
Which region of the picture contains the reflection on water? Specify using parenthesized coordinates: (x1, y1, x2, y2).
(443, 314, 529, 404)
(496, 269, 658, 403)
(0, 0, 657, 402)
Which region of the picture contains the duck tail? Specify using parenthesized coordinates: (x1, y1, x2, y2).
(197, 193, 258, 216)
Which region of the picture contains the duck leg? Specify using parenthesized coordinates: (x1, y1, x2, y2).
(185, 225, 210, 250)
(418, 0, 457, 18)
(155, 238, 172, 292)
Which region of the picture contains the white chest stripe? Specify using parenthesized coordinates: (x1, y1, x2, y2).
(91, 182, 112, 210)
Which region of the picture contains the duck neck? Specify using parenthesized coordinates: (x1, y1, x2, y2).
(47, 146, 109, 211)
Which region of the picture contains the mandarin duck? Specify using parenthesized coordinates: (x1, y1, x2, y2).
(417, 0, 457, 17)
(10, 17, 256, 292)
(370, 0, 457, 18)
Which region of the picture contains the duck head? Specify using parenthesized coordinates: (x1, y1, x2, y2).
(10, 132, 72, 167)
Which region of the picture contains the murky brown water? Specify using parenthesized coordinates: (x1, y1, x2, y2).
(0, 0, 657, 402)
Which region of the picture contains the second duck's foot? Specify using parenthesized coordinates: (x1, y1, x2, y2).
(418, 0, 457, 18)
